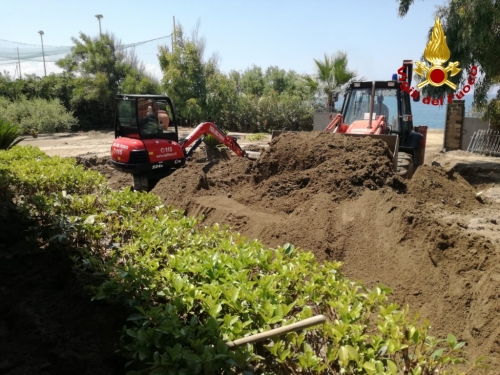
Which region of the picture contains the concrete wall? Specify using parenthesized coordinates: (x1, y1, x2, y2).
(444, 100, 465, 151)
(461, 117, 489, 150)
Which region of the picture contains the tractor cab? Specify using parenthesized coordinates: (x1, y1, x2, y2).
(115, 94, 179, 142)
(340, 81, 415, 143)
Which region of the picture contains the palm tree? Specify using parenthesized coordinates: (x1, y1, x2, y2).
(0, 119, 25, 150)
(309, 51, 360, 111)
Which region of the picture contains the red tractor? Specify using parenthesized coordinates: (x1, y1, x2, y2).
(272, 60, 428, 179)
(110, 94, 250, 191)
(323, 60, 427, 178)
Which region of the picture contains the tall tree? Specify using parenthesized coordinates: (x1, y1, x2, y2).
(158, 22, 218, 125)
(57, 32, 160, 99)
(57, 32, 129, 95)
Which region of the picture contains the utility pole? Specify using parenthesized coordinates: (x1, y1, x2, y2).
(17, 47, 21, 78)
(95, 14, 103, 37)
(38, 30, 47, 77)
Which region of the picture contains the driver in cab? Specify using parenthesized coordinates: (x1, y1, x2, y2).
(374, 95, 389, 120)
(142, 105, 160, 134)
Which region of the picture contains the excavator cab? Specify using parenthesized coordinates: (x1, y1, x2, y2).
(115, 94, 178, 142)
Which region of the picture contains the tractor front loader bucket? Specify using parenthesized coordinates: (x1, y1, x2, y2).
(341, 134, 399, 172)
(271, 131, 399, 173)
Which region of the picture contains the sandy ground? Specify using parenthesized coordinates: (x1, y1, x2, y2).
(17, 127, 500, 369)
(19, 127, 271, 159)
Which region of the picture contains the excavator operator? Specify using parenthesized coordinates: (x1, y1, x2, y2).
(142, 105, 160, 134)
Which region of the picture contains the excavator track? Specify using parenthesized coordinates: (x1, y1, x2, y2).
(133, 175, 160, 192)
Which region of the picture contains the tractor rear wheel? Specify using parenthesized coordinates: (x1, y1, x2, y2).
(397, 152, 414, 180)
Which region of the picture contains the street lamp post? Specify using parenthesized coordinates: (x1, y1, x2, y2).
(95, 14, 103, 37)
(38, 30, 47, 77)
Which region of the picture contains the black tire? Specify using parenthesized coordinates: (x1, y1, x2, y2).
(133, 174, 150, 192)
(397, 152, 414, 180)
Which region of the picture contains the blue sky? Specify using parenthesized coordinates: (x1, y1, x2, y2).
(0, 0, 450, 81)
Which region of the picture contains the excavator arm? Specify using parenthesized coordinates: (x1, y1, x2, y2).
(180, 122, 247, 158)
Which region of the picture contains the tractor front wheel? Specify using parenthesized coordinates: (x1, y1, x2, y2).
(397, 152, 414, 180)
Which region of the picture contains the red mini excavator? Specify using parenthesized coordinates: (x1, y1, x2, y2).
(110, 94, 250, 191)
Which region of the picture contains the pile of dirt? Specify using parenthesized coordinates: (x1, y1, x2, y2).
(75, 153, 132, 191)
(150, 132, 499, 365)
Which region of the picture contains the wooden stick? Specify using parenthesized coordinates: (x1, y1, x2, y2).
(226, 315, 327, 348)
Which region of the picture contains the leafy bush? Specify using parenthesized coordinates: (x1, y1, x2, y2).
(0, 119, 25, 150)
(0, 145, 480, 375)
(0, 96, 78, 136)
(203, 134, 221, 150)
(220, 93, 313, 133)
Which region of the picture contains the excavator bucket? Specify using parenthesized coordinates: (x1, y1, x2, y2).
(245, 151, 261, 160)
(271, 131, 399, 172)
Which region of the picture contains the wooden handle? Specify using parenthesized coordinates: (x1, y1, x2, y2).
(226, 315, 327, 348)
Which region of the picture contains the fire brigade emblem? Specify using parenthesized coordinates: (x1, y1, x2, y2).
(415, 18, 461, 90)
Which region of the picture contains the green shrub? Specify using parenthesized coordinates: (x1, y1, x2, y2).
(0, 145, 480, 375)
(220, 93, 313, 133)
(0, 119, 26, 150)
(0, 96, 78, 136)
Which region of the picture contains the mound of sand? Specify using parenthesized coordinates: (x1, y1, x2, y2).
(80, 132, 499, 366)
(151, 133, 500, 364)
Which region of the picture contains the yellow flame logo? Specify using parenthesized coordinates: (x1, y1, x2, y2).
(415, 18, 461, 90)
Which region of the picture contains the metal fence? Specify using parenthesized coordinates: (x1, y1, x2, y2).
(467, 129, 500, 156)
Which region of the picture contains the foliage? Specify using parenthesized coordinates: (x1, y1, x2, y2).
(158, 22, 314, 131)
(0, 32, 161, 131)
(485, 98, 500, 129)
(120, 69, 162, 96)
(222, 92, 314, 133)
(240, 66, 266, 97)
(0, 119, 25, 150)
(0, 145, 482, 375)
(158, 23, 217, 126)
(398, 0, 500, 109)
(57, 32, 129, 94)
(304, 51, 360, 111)
(0, 96, 77, 136)
(202, 134, 221, 150)
(205, 72, 239, 124)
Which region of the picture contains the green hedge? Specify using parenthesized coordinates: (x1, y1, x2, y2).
(0, 96, 78, 135)
(0, 145, 475, 375)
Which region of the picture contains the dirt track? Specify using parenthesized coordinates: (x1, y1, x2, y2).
(25, 128, 500, 367)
